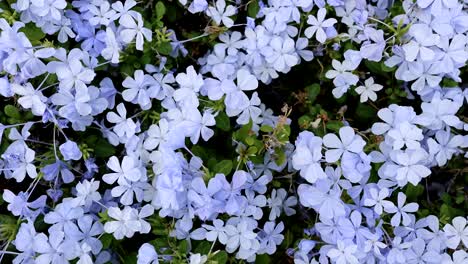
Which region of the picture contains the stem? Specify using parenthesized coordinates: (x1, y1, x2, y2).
(208, 239, 217, 255)
(37, 73, 50, 90)
(368, 17, 395, 32)
(0, 239, 12, 263)
(0, 250, 18, 255)
(53, 126, 58, 159)
(178, 33, 210, 44)
(184, 146, 209, 171)
(38, 82, 59, 92)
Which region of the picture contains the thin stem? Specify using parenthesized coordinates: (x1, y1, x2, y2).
(208, 239, 217, 255)
(184, 146, 209, 171)
(178, 33, 210, 44)
(0, 239, 12, 263)
(37, 73, 50, 90)
(25, 139, 53, 146)
(96, 200, 109, 210)
(368, 17, 395, 32)
(38, 82, 59, 92)
(53, 126, 58, 159)
(0, 250, 18, 255)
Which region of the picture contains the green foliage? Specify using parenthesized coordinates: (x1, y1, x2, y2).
(20, 23, 45, 43)
(215, 112, 231, 131)
(213, 159, 233, 175)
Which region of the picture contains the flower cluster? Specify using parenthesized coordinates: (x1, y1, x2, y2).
(0, 0, 467, 263)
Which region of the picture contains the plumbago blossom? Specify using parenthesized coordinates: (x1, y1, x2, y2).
(0, 0, 467, 263)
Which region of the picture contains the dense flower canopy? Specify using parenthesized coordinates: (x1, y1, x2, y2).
(0, 0, 467, 263)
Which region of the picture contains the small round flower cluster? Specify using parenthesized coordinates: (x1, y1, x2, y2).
(0, 0, 467, 263)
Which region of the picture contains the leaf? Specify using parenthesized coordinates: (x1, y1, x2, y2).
(255, 254, 270, 264)
(355, 104, 376, 122)
(247, 146, 258, 155)
(245, 136, 255, 146)
(298, 115, 312, 129)
(156, 42, 172, 56)
(405, 184, 424, 201)
(260, 125, 273, 133)
(194, 241, 211, 254)
(4, 105, 21, 120)
(20, 23, 45, 42)
(178, 240, 189, 253)
(326, 121, 342, 132)
(235, 121, 253, 142)
(94, 138, 116, 158)
(100, 234, 113, 249)
(215, 112, 230, 132)
(305, 83, 321, 104)
(213, 160, 233, 175)
(274, 148, 286, 166)
(247, 0, 260, 18)
(155, 1, 166, 19)
(210, 251, 228, 264)
(123, 253, 137, 263)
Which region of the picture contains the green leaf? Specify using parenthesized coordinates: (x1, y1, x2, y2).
(405, 184, 424, 201)
(364, 61, 389, 77)
(100, 234, 113, 249)
(20, 23, 45, 42)
(326, 121, 342, 132)
(155, 1, 166, 19)
(381, 63, 395, 72)
(123, 253, 137, 263)
(215, 112, 230, 131)
(260, 125, 273, 133)
(235, 121, 253, 142)
(247, 0, 260, 18)
(156, 42, 172, 55)
(94, 138, 116, 158)
(255, 254, 270, 264)
(274, 148, 286, 166)
(210, 251, 228, 264)
(194, 241, 211, 254)
(247, 146, 258, 155)
(4, 105, 21, 120)
(305, 83, 321, 104)
(298, 115, 312, 129)
(245, 136, 255, 146)
(178, 240, 189, 253)
(213, 160, 233, 175)
(355, 104, 376, 122)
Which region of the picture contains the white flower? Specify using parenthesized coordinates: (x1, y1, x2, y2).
(102, 27, 121, 64)
(354, 77, 383, 102)
(106, 103, 138, 140)
(103, 156, 142, 185)
(88, 1, 116, 26)
(104, 206, 141, 239)
(189, 253, 207, 264)
(206, 0, 236, 28)
(72, 179, 101, 208)
(11, 83, 47, 116)
(119, 13, 152, 50)
(323, 126, 366, 163)
(364, 187, 391, 215)
(144, 119, 170, 150)
(327, 240, 359, 264)
(427, 129, 464, 166)
(262, 36, 299, 73)
(387, 121, 424, 150)
(383, 192, 419, 227)
(443, 216, 468, 249)
(304, 8, 337, 43)
(386, 149, 431, 186)
(292, 131, 326, 184)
